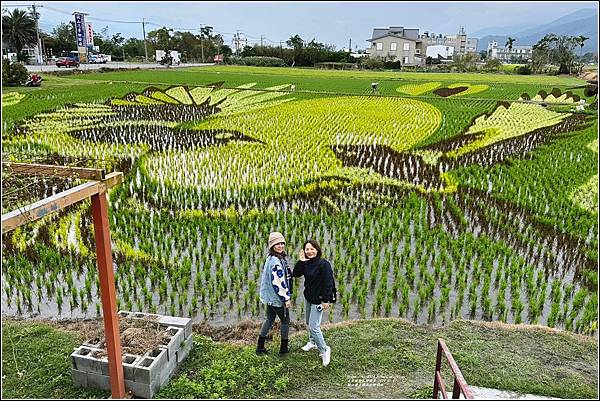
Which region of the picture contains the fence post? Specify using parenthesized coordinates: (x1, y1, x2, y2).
(433, 340, 443, 399)
(91, 191, 126, 399)
(452, 376, 461, 399)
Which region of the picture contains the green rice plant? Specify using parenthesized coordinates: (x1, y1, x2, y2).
(70, 287, 79, 308)
(412, 297, 420, 320)
(428, 299, 437, 322)
(547, 300, 560, 328)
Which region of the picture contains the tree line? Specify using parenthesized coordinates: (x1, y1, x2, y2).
(2, 7, 597, 71)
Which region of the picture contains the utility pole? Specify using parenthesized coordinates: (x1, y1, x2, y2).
(200, 24, 205, 63)
(199, 25, 212, 64)
(349, 38, 352, 53)
(142, 18, 148, 62)
(30, 2, 43, 64)
(235, 31, 240, 56)
(260, 35, 264, 48)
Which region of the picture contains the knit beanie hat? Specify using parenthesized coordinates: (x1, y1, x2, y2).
(268, 232, 286, 250)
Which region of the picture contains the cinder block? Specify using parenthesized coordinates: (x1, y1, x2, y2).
(161, 326, 185, 361)
(158, 316, 192, 338)
(129, 311, 161, 322)
(122, 354, 140, 381)
(71, 346, 107, 375)
(86, 371, 111, 391)
(176, 334, 194, 363)
(159, 360, 176, 387)
(134, 347, 168, 384)
(125, 379, 158, 399)
(71, 368, 88, 387)
(82, 337, 103, 349)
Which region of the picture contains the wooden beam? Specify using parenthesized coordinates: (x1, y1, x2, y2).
(4, 162, 106, 180)
(91, 191, 126, 399)
(1, 172, 123, 234)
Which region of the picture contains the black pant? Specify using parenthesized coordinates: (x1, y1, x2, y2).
(259, 304, 290, 340)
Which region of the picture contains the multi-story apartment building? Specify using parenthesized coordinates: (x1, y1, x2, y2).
(366, 26, 427, 66)
(487, 41, 533, 62)
(419, 27, 479, 57)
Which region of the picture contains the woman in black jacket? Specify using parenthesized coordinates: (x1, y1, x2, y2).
(292, 239, 334, 366)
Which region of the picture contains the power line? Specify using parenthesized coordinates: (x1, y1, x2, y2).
(43, 4, 141, 23)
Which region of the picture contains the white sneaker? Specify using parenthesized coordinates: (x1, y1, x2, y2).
(320, 346, 331, 366)
(301, 340, 318, 352)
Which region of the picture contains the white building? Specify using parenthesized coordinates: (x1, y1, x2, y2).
(426, 44, 454, 59)
(487, 41, 532, 62)
(419, 27, 478, 57)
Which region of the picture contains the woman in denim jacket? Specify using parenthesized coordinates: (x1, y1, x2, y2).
(256, 231, 293, 356)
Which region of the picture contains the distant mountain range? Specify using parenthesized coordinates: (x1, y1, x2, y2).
(472, 8, 598, 53)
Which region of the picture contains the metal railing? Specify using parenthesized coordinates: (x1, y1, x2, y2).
(433, 339, 474, 399)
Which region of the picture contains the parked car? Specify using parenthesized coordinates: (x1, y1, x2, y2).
(56, 57, 80, 68)
(89, 54, 107, 64)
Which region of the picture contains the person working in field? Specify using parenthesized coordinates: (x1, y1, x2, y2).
(256, 232, 293, 356)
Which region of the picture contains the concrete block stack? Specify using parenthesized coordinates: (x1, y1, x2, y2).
(70, 311, 193, 398)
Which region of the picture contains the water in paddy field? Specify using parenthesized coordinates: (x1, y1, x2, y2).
(2, 89, 597, 335)
(1, 191, 593, 334)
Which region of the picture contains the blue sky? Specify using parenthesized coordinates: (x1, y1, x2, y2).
(3, 1, 598, 50)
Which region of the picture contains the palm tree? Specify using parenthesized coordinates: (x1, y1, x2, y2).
(576, 35, 589, 58)
(2, 9, 37, 58)
(505, 37, 516, 52)
(575, 35, 589, 74)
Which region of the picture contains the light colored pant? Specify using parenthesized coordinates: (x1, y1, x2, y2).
(305, 299, 327, 353)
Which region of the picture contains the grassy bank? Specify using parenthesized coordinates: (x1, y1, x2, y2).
(2, 317, 597, 399)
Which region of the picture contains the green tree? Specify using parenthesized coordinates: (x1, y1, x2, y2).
(286, 34, 304, 66)
(574, 35, 589, 73)
(484, 57, 502, 72)
(540, 34, 578, 74)
(451, 52, 478, 72)
(51, 22, 76, 56)
(2, 8, 37, 59)
(122, 38, 146, 59)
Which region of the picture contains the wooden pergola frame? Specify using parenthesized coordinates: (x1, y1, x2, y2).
(2, 162, 127, 398)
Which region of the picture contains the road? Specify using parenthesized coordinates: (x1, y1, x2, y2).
(25, 62, 215, 72)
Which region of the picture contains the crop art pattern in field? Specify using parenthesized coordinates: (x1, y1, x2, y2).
(2, 92, 26, 107)
(2, 75, 597, 335)
(142, 96, 441, 199)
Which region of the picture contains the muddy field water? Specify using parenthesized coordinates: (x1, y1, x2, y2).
(2, 84, 597, 335)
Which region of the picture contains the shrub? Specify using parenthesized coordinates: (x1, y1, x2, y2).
(383, 60, 401, 69)
(363, 57, 384, 70)
(514, 65, 532, 75)
(229, 56, 285, 67)
(2, 60, 29, 86)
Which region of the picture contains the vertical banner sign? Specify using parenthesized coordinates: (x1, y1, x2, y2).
(74, 13, 87, 48)
(86, 24, 94, 48)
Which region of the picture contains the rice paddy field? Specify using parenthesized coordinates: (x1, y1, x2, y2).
(2, 66, 598, 335)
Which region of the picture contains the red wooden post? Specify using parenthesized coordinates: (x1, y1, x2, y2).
(91, 191, 126, 399)
(452, 377, 461, 399)
(433, 340, 443, 399)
